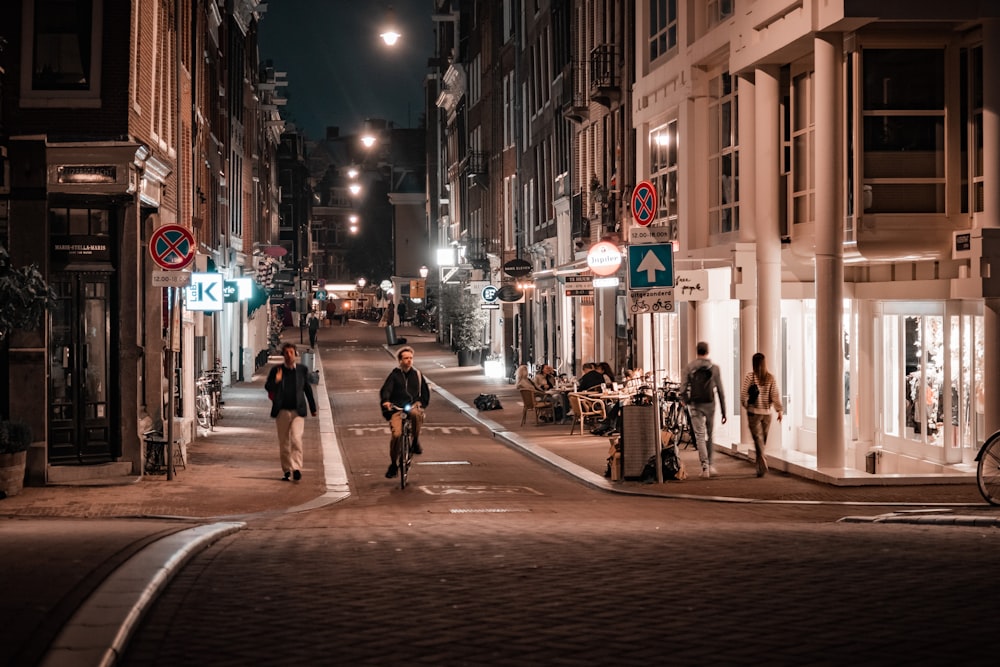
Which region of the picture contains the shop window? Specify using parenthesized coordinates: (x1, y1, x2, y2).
(49, 206, 109, 235)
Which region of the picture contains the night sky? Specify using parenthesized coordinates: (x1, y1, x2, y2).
(257, 1, 437, 140)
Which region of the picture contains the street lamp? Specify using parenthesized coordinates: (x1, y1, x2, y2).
(379, 6, 401, 46)
(419, 265, 428, 279)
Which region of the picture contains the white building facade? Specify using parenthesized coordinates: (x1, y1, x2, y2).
(631, 1, 1000, 479)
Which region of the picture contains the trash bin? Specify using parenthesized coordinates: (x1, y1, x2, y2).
(620, 405, 658, 479)
(385, 325, 398, 345)
(865, 449, 878, 474)
(300, 350, 315, 372)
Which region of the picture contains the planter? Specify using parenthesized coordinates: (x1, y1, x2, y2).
(457, 348, 482, 367)
(0, 450, 27, 497)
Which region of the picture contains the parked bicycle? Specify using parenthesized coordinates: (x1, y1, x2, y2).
(195, 365, 225, 430)
(975, 429, 1000, 505)
(388, 404, 417, 489)
(661, 381, 696, 450)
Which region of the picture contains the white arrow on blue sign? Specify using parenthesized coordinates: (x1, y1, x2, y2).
(627, 244, 674, 289)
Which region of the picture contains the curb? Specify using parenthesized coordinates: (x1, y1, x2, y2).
(39, 521, 245, 667)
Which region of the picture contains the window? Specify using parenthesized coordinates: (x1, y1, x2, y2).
(648, 0, 677, 62)
(790, 69, 815, 225)
(961, 45, 983, 214)
(21, 0, 103, 106)
(707, 0, 734, 28)
(861, 49, 945, 214)
(650, 119, 679, 238)
(708, 71, 739, 234)
(49, 207, 110, 236)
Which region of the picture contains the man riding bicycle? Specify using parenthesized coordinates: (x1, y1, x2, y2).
(380, 346, 430, 479)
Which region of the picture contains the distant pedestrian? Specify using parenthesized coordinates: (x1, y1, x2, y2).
(681, 341, 727, 478)
(397, 301, 406, 325)
(264, 343, 317, 481)
(308, 312, 319, 347)
(741, 352, 783, 477)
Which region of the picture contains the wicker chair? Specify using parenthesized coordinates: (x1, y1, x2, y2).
(568, 392, 607, 435)
(520, 389, 556, 425)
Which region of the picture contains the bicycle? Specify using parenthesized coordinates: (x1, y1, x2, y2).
(195, 377, 215, 430)
(661, 382, 696, 450)
(975, 430, 1000, 505)
(389, 404, 417, 489)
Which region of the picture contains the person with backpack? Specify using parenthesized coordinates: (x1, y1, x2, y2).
(741, 352, 783, 477)
(681, 341, 727, 478)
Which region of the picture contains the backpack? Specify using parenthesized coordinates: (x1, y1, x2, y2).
(640, 445, 686, 482)
(748, 381, 760, 405)
(474, 393, 502, 411)
(687, 365, 714, 403)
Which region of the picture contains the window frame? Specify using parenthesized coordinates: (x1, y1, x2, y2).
(20, 0, 104, 108)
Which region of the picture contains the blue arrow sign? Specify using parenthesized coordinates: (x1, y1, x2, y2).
(627, 244, 674, 289)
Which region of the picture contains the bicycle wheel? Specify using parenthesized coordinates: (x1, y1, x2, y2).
(976, 431, 1000, 505)
(398, 423, 412, 489)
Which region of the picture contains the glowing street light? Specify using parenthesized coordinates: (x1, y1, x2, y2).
(349, 183, 362, 196)
(419, 265, 429, 278)
(379, 6, 401, 46)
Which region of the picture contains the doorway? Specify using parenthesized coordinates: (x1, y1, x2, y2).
(48, 273, 116, 464)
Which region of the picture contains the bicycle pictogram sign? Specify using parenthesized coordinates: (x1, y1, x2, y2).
(149, 224, 195, 270)
(630, 180, 657, 227)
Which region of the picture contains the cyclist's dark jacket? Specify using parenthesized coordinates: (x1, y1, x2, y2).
(379, 367, 430, 420)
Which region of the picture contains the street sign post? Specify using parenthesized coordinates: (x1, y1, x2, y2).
(630, 180, 657, 227)
(627, 243, 674, 289)
(149, 224, 196, 270)
(151, 270, 191, 287)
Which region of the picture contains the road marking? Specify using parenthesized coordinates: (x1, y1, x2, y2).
(415, 461, 471, 465)
(346, 425, 481, 436)
(418, 485, 543, 496)
(449, 508, 532, 513)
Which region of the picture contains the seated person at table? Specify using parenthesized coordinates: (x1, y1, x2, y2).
(577, 362, 605, 392)
(515, 364, 562, 421)
(533, 364, 557, 391)
(598, 362, 616, 387)
(514, 365, 537, 392)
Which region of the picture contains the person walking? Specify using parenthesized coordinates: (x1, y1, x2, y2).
(380, 346, 430, 479)
(308, 312, 320, 348)
(681, 341, 727, 478)
(741, 352, 783, 477)
(264, 343, 317, 481)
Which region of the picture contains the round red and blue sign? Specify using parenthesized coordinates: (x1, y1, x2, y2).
(630, 180, 657, 227)
(149, 224, 196, 270)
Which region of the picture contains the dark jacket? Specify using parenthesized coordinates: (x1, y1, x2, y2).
(265, 363, 317, 418)
(577, 369, 605, 392)
(379, 367, 430, 420)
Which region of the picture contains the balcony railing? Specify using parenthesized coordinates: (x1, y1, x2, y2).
(589, 45, 620, 106)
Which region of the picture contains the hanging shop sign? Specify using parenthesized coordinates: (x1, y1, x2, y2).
(503, 257, 532, 278)
(586, 241, 623, 277)
(496, 284, 524, 302)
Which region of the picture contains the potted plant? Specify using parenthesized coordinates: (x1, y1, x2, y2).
(442, 287, 488, 367)
(0, 244, 54, 497)
(0, 420, 32, 497)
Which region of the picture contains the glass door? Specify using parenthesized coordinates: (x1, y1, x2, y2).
(48, 273, 114, 464)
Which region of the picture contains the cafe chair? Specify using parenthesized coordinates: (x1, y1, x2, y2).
(568, 392, 606, 435)
(520, 389, 556, 426)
